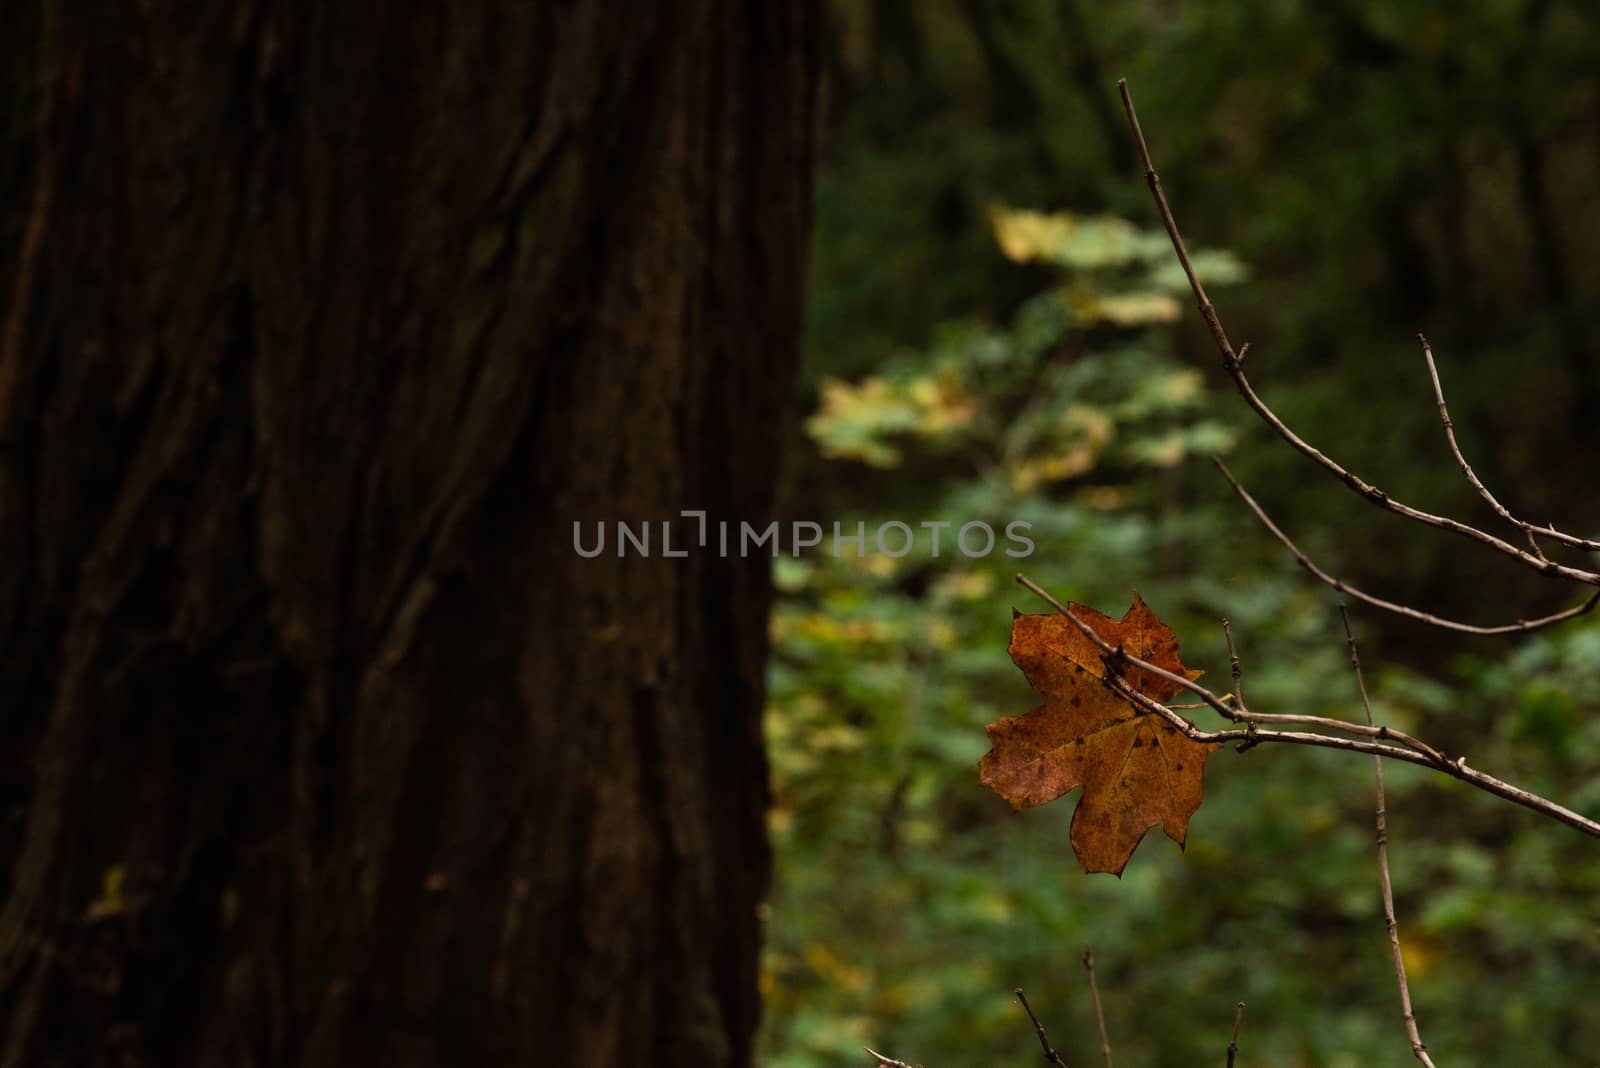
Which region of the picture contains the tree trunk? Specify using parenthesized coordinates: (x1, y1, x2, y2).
(0, 3, 816, 1066)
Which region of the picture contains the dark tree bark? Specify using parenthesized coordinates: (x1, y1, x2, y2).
(0, 3, 816, 1066)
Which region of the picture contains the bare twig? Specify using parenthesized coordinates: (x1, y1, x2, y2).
(864, 1047, 920, 1068)
(1015, 573, 1600, 839)
(1343, 608, 1436, 1067)
(1115, 77, 1600, 590)
(1116, 79, 1233, 364)
(1421, 334, 1600, 553)
(1522, 526, 1550, 563)
(1215, 459, 1600, 636)
(1222, 620, 1246, 712)
(1015, 988, 1071, 1068)
(1226, 1001, 1245, 1068)
(1082, 949, 1113, 1068)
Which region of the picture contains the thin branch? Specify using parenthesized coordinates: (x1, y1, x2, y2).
(1226, 1002, 1245, 1068)
(1222, 619, 1246, 713)
(864, 1048, 920, 1068)
(1523, 526, 1551, 563)
(1116, 79, 1234, 364)
(1344, 609, 1436, 1067)
(1115, 667, 1600, 838)
(1421, 334, 1600, 553)
(1115, 78, 1600, 589)
(1082, 949, 1113, 1068)
(1015, 988, 1071, 1068)
(1015, 573, 1600, 839)
(1215, 458, 1600, 636)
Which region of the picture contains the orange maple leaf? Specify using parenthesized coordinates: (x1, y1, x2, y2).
(979, 596, 1217, 875)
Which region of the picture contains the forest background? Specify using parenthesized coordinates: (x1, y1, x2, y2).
(760, 3, 1600, 1064)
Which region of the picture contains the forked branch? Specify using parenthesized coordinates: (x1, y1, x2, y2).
(1421, 335, 1600, 554)
(1214, 459, 1600, 636)
(1116, 78, 1600, 632)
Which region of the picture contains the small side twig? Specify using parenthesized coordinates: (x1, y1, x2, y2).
(1015, 988, 1071, 1068)
(1226, 1001, 1245, 1068)
(1420, 334, 1600, 554)
(1343, 608, 1436, 1067)
(1082, 948, 1113, 1068)
(1222, 620, 1245, 713)
(864, 1047, 920, 1068)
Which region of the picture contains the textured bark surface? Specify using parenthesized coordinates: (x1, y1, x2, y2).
(0, 3, 816, 1065)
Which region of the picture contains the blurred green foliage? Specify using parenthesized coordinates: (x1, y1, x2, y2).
(761, 2, 1600, 1064)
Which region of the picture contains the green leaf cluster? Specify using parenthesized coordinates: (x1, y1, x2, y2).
(765, 3, 1600, 1063)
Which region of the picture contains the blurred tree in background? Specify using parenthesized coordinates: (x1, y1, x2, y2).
(762, 2, 1600, 1064)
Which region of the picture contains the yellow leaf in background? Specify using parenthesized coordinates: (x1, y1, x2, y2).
(1156, 368, 1203, 405)
(86, 864, 126, 920)
(1300, 802, 1339, 833)
(973, 893, 1013, 922)
(793, 613, 897, 645)
(908, 371, 979, 435)
(805, 365, 981, 471)
(1062, 404, 1115, 447)
(1008, 405, 1116, 491)
(1084, 291, 1181, 325)
(804, 942, 869, 992)
(928, 618, 958, 649)
(992, 205, 1162, 268)
(851, 552, 901, 579)
(1400, 934, 1440, 978)
(768, 614, 790, 642)
(788, 693, 828, 721)
(1083, 486, 1127, 510)
(816, 375, 893, 412)
(1139, 433, 1187, 468)
(1008, 448, 1099, 492)
(808, 724, 867, 752)
(758, 963, 778, 999)
(805, 376, 920, 467)
(990, 204, 1076, 263)
(1006, 458, 1044, 493)
(935, 570, 995, 601)
(878, 979, 933, 1014)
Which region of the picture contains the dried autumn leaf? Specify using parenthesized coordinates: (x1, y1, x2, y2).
(979, 596, 1217, 875)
